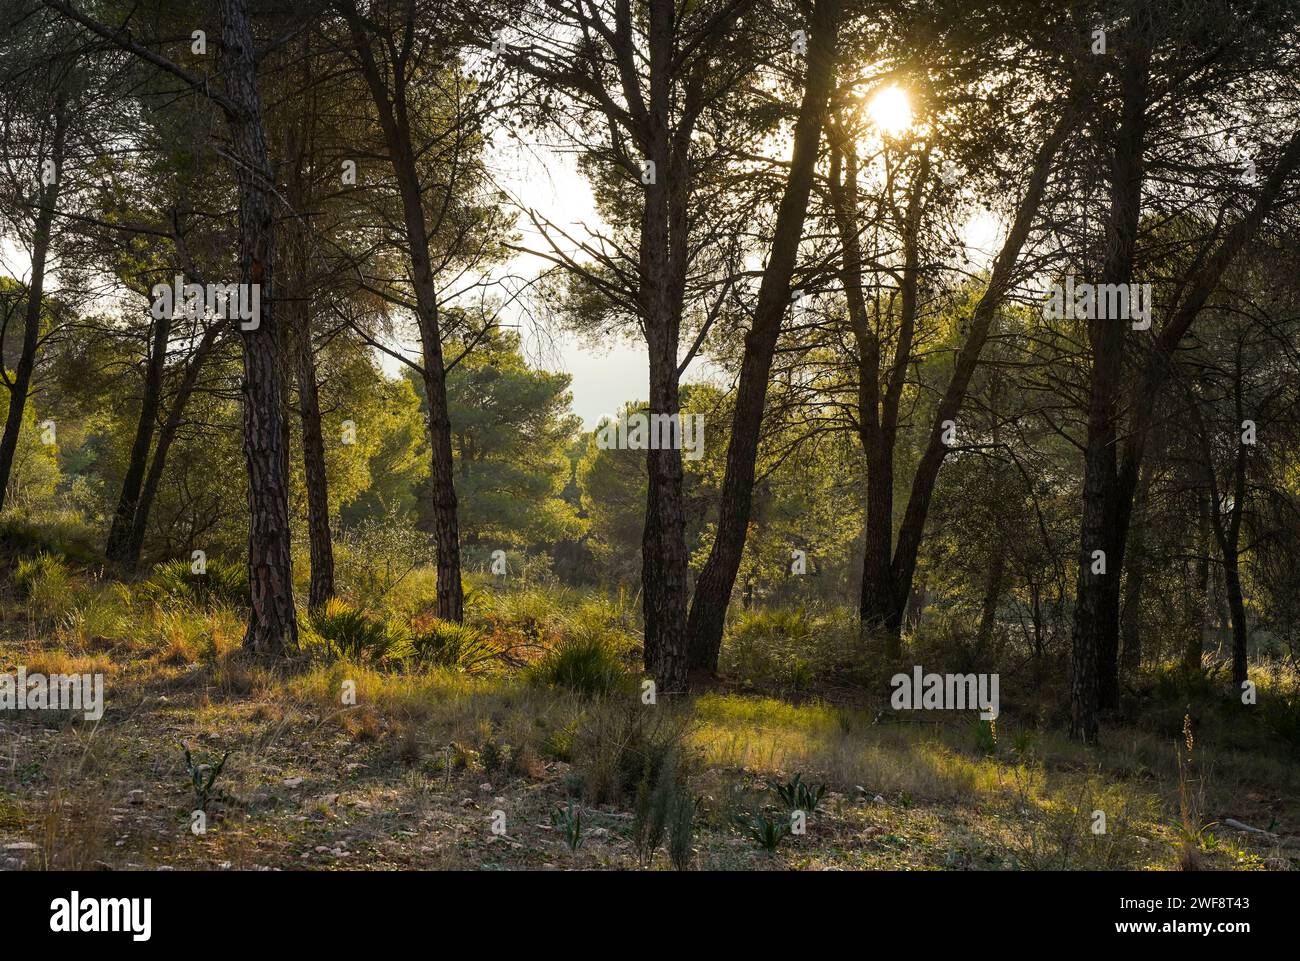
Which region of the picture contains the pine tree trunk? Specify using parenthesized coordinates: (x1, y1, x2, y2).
(346, 13, 464, 622)
(0, 104, 63, 512)
(296, 320, 334, 611)
(1071, 35, 1148, 739)
(124, 325, 220, 570)
(106, 309, 170, 561)
(684, 0, 841, 675)
(221, 0, 298, 656)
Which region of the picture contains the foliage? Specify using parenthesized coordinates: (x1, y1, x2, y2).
(308, 599, 409, 663)
(527, 630, 629, 696)
(769, 772, 827, 813)
(408, 619, 500, 673)
(145, 557, 248, 609)
(551, 798, 584, 853)
(733, 809, 791, 854)
(181, 743, 230, 813)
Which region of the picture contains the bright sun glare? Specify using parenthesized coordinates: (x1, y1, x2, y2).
(867, 85, 913, 137)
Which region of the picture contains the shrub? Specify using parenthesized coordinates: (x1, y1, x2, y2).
(13, 551, 75, 618)
(632, 748, 696, 869)
(145, 557, 248, 609)
(733, 810, 791, 853)
(308, 599, 408, 663)
(409, 619, 499, 673)
(528, 631, 628, 696)
(770, 772, 828, 813)
(574, 701, 694, 805)
(333, 514, 431, 603)
(0, 509, 98, 564)
(720, 607, 862, 691)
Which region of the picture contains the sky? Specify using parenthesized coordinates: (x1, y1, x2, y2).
(475, 123, 1004, 431)
(3, 94, 1006, 433)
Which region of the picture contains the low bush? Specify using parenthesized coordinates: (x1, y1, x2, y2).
(144, 557, 248, 610)
(307, 598, 408, 663)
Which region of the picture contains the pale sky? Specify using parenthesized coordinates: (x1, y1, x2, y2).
(478, 132, 1004, 431)
(3, 126, 1006, 434)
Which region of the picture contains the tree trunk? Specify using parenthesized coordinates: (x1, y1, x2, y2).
(1119, 519, 1146, 671)
(684, 0, 841, 675)
(221, 0, 298, 655)
(1183, 491, 1211, 672)
(106, 308, 170, 562)
(346, 13, 464, 622)
(637, 0, 689, 692)
(124, 325, 220, 570)
(1070, 31, 1149, 740)
(975, 542, 1007, 661)
(296, 318, 334, 610)
(891, 111, 1075, 656)
(0, 103, 64, 512)
(1225, 559, 1248, 688)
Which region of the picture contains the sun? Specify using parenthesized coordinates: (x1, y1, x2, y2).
(867, 85, 913, 137)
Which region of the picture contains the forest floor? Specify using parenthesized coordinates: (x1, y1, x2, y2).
(1, 562, 1298, 871)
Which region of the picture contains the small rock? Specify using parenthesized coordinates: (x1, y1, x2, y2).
(3, 842, 38, 852)
(1263, 857, 1290, 871)
(479, 783, 492, 792)
(282, 777, 304, 788)
(127, 790, 145, 805)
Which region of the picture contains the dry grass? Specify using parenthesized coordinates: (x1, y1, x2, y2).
(0, 570, 1295, 871)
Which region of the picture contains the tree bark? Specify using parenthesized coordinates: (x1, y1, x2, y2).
(0, 100, 64, 512)
(684, 0, 841, 676)
(221, 0, 298, 655)
(1070, 26, 1149, 740)
(346, 11, 464, 622)
(296, 317, 334, 610)
(637, 0, 690, 692)
(106, 307, 170, 561)
(1119, 469, 1150, 671)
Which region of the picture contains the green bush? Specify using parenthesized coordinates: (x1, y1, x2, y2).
(145, 557, 248, 610)
(0, 509, 98, 564)
(308, 599, 408, 663)
(13, 551, 75, 618)
(528, 631, 628, 696)
(409, 620, 499, 672)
